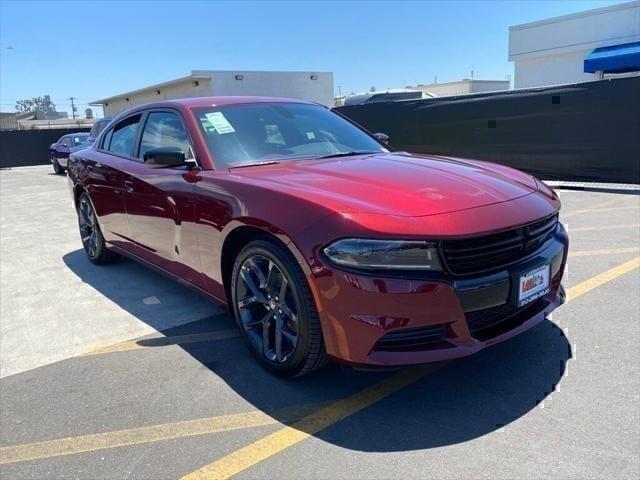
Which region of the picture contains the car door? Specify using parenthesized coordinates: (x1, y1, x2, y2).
(81, 114, 141, 253)
(119, 109, 203, 285)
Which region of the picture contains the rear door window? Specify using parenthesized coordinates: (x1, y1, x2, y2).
(105, 115, 141, 157)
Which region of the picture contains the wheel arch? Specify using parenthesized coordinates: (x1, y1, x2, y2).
(219, 221, 316, 306)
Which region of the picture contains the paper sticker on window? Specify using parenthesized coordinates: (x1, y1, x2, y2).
(306, 131, 316, 140)
(204, 112, 236, 134)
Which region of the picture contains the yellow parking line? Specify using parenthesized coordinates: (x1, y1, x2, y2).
(182, 257, 640, 480)
(80, 329, 241, 357)
(181, 365, 438, 480)
(566, 256, 639, 302)
(562, 199, 636, 218)
(567, 223, 639, 232)
(570, 247, 640, 257)
(0, 403, 324, 465)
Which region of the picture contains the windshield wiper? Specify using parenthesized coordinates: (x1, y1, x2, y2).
(229, 160, 281, 169)
(317, 151, 380, 160)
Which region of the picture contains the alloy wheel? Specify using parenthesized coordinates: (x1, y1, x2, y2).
(235, 254, 299, 363)
(78, 196, 98, 258)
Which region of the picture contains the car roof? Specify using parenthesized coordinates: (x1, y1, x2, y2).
(140, 96, 318, 110)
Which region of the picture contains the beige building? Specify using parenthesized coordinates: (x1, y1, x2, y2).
(408, 79, 510, 97)
(91, 70, 334, 117)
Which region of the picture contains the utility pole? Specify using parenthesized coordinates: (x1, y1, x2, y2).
(69, 97, 76, 119)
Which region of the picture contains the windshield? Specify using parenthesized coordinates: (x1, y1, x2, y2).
(194, 103, 387, 168)
(72, 134, 90, 146)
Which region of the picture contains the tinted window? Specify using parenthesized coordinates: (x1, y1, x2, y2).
(106, 115, 141, 157)
(195, 103, 386, 168)
(72, 134, 89, 146)
(59, 136, 71, 147)
(139, 111, 191, 159)
(90, 118, 112, 138)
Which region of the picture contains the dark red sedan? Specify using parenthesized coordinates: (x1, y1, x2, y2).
(67, 97, 568, 376)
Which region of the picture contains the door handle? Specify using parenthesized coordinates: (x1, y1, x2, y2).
(124, 180, 135, 193)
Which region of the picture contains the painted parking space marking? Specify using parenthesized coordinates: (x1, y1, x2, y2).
(570, 247, 640, 257)
(0, 403, 325, 465)
(566, 256, 639, 302)
(562, 200, 637, 218)
(567, 223, 639, 233)
(181, 365, 439, 480)
(80, 329, 241, 357)
(181, 257, 640, 480)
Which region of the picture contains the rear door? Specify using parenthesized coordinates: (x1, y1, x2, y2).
(120, 109, 202, 285)
(83, 114, 142, 253)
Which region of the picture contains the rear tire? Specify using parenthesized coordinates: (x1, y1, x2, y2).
(230, 239, 326, 377)
(77, 193, 119, 265)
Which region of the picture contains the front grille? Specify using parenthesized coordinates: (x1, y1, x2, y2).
(442, 214, 558, 275)
(374, 324, 446, 351)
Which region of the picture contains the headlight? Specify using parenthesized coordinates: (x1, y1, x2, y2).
(323, 239, 443, 271)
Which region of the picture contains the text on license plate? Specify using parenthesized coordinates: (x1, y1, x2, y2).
(518, 264, 550, 307)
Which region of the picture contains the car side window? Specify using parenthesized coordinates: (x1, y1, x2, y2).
(139, 111, 192, 159)
(106, 115, 141, 157)
(59, 136, 70, 147)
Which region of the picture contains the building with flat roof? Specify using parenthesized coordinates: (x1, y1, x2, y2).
(509, 1, 640, 88)
(407, 79, 510, 98)
(91, 70, 334, 117)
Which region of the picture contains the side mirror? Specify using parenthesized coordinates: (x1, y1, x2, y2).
(143, 147, 191, 169)
(373, 132, 390, 144)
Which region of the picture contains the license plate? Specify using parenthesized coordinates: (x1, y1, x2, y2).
(518, 264, 550, 307)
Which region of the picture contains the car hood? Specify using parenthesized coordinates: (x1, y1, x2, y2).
(230, 153, 539, 217)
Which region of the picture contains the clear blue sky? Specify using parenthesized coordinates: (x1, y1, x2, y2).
(0, 0, 627, 116)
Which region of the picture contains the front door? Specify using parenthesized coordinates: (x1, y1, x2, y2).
(121, 109, 203, 286)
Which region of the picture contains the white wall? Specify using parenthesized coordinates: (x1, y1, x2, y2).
(206, 71, 333, 106)
(102, 78, 212, 117)
(411, 80, 509, 97)
(509, 1, 640, 88)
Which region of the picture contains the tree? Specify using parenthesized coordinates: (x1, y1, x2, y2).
(15, 95, 56, 114)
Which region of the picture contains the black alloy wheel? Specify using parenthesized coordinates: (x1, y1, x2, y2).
(52, 155, 63, 174)
(77, 193, 119, 265)
(231, 239, 326, 377)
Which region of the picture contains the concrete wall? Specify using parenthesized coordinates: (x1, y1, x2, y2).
(102, 78, 213, 117)
(100, 71, 334, 117)
(411, 80, 510, 97)
(509, 1, 640, 88)
(207, 71, 333, 106)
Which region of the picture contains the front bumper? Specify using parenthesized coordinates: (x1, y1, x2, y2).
(310, 224, 568, 367)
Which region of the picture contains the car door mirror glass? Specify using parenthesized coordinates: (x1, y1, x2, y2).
(143, 147, 188, 168)
(373, 132, 390, 144)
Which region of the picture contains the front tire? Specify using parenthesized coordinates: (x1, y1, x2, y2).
(77, 193, 119, 265)
(52, 155, 64, 175)
(230, 239, 326, 377)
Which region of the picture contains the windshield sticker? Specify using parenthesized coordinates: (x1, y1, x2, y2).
(204, 112, 236, 134)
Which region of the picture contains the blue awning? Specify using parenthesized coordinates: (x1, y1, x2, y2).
(584, 42, 640, 74)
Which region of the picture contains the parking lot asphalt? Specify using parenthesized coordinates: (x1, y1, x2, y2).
(1, 165, 639, 479)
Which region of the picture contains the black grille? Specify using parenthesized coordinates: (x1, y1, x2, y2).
(465, 298, 548, 341)
(442, 214, 558, 275)
(375, 324, 446, 351)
